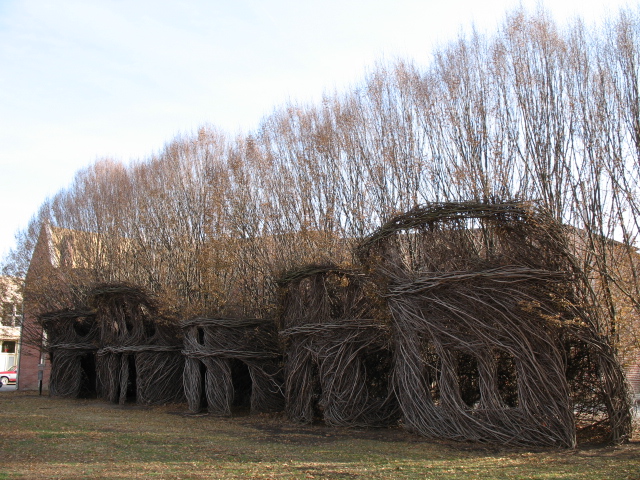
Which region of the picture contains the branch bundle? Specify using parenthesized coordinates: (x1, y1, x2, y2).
(359, 200, 632, 446)
(42, 283, 184, 405)
(181, 317, 284, 415)
(41, 309, 98, 398)
(278, 265, 399, 427)
(89, 283, 184, 406)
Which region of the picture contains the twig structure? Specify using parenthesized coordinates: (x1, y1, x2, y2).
(277, 265, 399, 427)
(358, 200, 632, 447)
(181, 317, 284, 415)
(36, 201, 632, 447)
(89, 283, 184, 405)
(41, 309, 98, 398)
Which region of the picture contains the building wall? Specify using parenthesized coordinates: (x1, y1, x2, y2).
(1, 276, 22, 374)
(627, 362, 640, 399)
(0, 326, 20, 371)
(18, 223, 54, 391)
(17, 316, 49, 391)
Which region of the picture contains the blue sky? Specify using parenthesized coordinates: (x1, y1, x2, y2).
(0, 0, 635, 260)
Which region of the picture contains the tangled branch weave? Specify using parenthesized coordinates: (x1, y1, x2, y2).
(358, 200, 632, 446)
(181, 317, 284, 415)
(277, 265, 399, 427)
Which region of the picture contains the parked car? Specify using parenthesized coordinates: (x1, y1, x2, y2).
(0, 366, 17, 387)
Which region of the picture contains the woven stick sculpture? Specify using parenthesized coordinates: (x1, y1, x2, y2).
(181, 317, 284, 415)
(89, 283, 184, 406)
(277, 265, 399, 427)
(41, 309, 99, 398)
(358, 200, 632, 447)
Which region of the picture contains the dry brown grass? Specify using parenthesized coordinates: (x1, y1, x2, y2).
(1, 391, 638, 480)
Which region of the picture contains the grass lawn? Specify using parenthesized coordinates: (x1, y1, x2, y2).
(0, 391, 638, 480)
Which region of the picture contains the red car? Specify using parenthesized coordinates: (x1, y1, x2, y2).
(0, 366, 17, 387)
